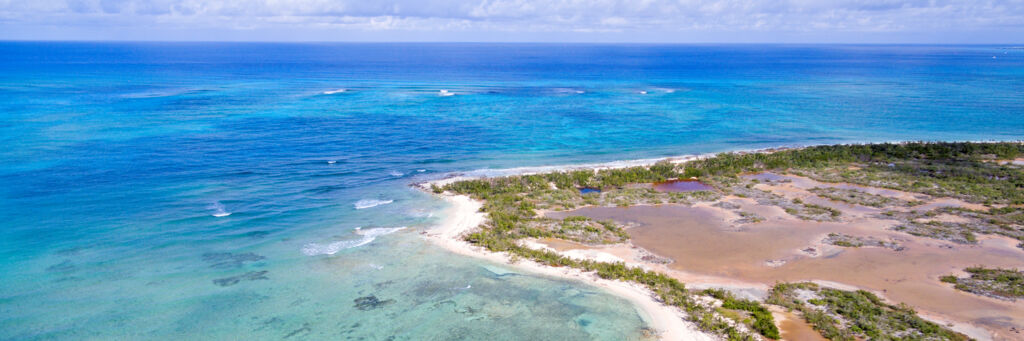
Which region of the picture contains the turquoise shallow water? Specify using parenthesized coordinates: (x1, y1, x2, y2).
(1, 43, 1023, 339)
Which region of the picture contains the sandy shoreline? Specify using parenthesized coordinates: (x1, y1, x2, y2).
(422, 194, 714, 341)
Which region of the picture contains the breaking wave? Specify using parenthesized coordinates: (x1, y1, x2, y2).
(354, 199, 393, 210)
(301, 227, 406, 256)
(209, 201, 231, 217)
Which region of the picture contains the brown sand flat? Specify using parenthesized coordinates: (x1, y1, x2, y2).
(546, 174, 1024, 340)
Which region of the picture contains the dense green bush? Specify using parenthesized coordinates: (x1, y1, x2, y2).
(704, 289, 780, 339)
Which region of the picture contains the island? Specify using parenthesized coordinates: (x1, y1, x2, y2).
(419, 142, 1023, 340)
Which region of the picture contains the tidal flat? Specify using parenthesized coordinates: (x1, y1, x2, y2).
(549, 173, 1024, 338)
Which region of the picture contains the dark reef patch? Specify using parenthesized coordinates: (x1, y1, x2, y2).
(353, 295, 395, 311)
(46, 260, 76, 273)
(202, 252, 266, 269)
(283, 323, 311, 339)
(241, 230, 271, 239)
(213, 270, 269, 287)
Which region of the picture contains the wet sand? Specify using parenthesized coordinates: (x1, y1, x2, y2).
(548, 174, 1024, 340)
(772, 307, 828, 341)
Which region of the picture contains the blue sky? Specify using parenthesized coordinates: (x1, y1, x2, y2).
(1, 0, 1022, 43)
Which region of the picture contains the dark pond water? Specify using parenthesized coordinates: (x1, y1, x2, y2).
(652, 180, 713, 192)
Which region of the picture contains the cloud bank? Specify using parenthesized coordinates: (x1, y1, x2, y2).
(1, 0, 1022, 42)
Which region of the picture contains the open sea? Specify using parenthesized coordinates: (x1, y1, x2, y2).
(1, 43, 1022, 340)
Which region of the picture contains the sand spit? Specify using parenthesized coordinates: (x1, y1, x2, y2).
(421, 194, 714, 341)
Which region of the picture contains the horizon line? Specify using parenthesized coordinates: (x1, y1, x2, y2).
(2, 39, 1023, 46)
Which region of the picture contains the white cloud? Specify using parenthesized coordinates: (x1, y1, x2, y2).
(0, 0, 1021, 42)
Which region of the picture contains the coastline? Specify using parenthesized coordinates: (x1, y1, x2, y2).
(422, 194, 714, 341)
(412, 139, 1015, 190)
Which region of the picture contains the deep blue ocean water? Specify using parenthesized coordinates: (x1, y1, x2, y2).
(1, 43, 1022, 339)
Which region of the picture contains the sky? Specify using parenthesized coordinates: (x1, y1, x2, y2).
(0, 0, 1022, 43)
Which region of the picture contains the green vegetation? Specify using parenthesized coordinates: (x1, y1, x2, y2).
(886, 206, 1024, 248)
(684, 142, 1023, 205)
(704, 289, 780, 339)
(824, 233, 904, 251)
(528, 215, 630, 244)
(736, 211, 766, 224)
(941, 267, 1024, 301)
(809, 187, 924, 208)
(800, 200, 842, 219)
(720, 183, 843, 222)
(691, 141, 1024, 247)
(768, 283, 969, 341)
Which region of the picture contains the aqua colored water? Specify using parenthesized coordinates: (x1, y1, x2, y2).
(1, 43, 1022, 339)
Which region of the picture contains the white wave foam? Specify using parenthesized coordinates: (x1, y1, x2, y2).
(389, 170, 404, 177)
(323, 88, 347, 95)
(407, 209, 434, 218)
(301, 227, 406, 256)
(354, 199, 393, 210)
(552, 88, 583, 94)
(414, 153, 718, 190)
(209, 202, 231, 217)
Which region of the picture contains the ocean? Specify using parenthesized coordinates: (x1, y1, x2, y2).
(0, 43, 1022, 339)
